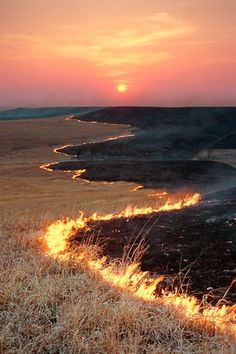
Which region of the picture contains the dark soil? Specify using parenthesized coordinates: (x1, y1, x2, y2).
(65, 107, 236, 159)
(47, 160, 236, 194)
(70, 189, 236, 304)
(45, 106, 236, 304)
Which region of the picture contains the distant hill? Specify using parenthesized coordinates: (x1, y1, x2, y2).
(62, 106, 236, 159)
(0, 106, 100, 120)
(75, 106, 236, 130)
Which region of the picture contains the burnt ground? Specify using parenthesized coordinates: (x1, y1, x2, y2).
(58, 107, 236, 160)
(47, 160, 236, 194)
(47, 107, 236, 193)
(69, 188, 236, 304)
(43, 106, 236, 304)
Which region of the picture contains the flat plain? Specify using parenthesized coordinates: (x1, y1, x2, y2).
(0, 116, 146, 219)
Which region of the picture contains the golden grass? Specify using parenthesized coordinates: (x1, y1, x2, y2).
(1, 217, 235, 353)
(0, 117, 153, 220)
(0, 117, 235, 353)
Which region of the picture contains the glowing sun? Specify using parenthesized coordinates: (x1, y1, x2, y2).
(117, 84, 128, 93)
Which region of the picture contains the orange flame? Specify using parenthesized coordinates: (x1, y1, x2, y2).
(40, 163, 54, 172)
(40, 163, 87, 181)
(39, 192, 236, 338)
(41, 192, 200, 257)
(130, 185, 144, 192)
(148, 191, 168, 198)
(52, 133, 135, 157)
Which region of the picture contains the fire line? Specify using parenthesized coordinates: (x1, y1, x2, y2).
(38, 192, 236, 339)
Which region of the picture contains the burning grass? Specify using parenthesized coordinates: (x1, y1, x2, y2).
(41, 192, 201, 256)
(31, 192, 236, 350)
(1, 209, 236, 353)
(39, 192, 236, 341)
(1, 109, 236, 352)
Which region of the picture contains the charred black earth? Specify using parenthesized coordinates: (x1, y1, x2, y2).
(58, 106, 236, 161)
(70, 188, 236, 304)
(48, 159, 236, 193)
(48, 107, 236, 303)
(48, 107, 236, 192)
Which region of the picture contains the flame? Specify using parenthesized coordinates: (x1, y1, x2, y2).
(148, 191, 168, 198)
(39, 191, 236, 338)
(39, 115, 135, 165)
(40, 163, 87, 181)
(106, 133, 134, 141)
(75, 117, 132, 127)
(53, 133, 135, 157)
(65, 115, 74, 120)
(41, 191, 201, 257)
(72, 169, 87, 180)
(53, 145, 76, 156)
(131, 185, 144, 192)
(40, 163, 54, 172)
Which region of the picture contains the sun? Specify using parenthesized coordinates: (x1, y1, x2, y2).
(117, 84, 128, 93)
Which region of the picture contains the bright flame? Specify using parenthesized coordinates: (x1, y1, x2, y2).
(131, 185, 144, 192)
(41, 192, 201, 256)
(39, 191, 236, 339)
(40, 163, 54, 172)
(117, 84, 128, 93)
(40, 163, 87, 181)
(148, 191, 168, 198)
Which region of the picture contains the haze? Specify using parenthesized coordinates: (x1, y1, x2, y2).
(0, 0, 236, 108)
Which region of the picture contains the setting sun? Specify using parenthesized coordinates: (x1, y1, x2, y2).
(117, 84, 128, 93)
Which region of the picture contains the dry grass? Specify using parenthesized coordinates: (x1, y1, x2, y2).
(0, 117, 154, 220)
(1, 216, 235, 353)
(0, 117, 235, 353)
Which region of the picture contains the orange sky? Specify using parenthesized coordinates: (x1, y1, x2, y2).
(0, 0, 236, 108)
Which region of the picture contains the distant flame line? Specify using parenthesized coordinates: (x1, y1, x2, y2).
(38, 115, 236, 338)
(66, 114, 133, 128)
(53, 133, 135, 157)
(40, 163, 89, 182)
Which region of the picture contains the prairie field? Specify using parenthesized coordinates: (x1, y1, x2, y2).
(0, 117, 235, 353)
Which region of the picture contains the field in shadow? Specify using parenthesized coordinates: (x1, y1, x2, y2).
(46, 107, 236, 303)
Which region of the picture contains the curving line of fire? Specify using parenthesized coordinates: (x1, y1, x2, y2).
(38, 192, 236, 339)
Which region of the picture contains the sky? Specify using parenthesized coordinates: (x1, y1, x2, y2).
(0, 0, 236, 108)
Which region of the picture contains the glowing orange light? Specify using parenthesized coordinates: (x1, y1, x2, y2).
(41, 192, 201, 257)
(117, 84, 128, 93)
(38, 191, 236, 338)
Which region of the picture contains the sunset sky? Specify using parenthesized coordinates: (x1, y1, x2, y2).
(0, 0, 236, 108)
